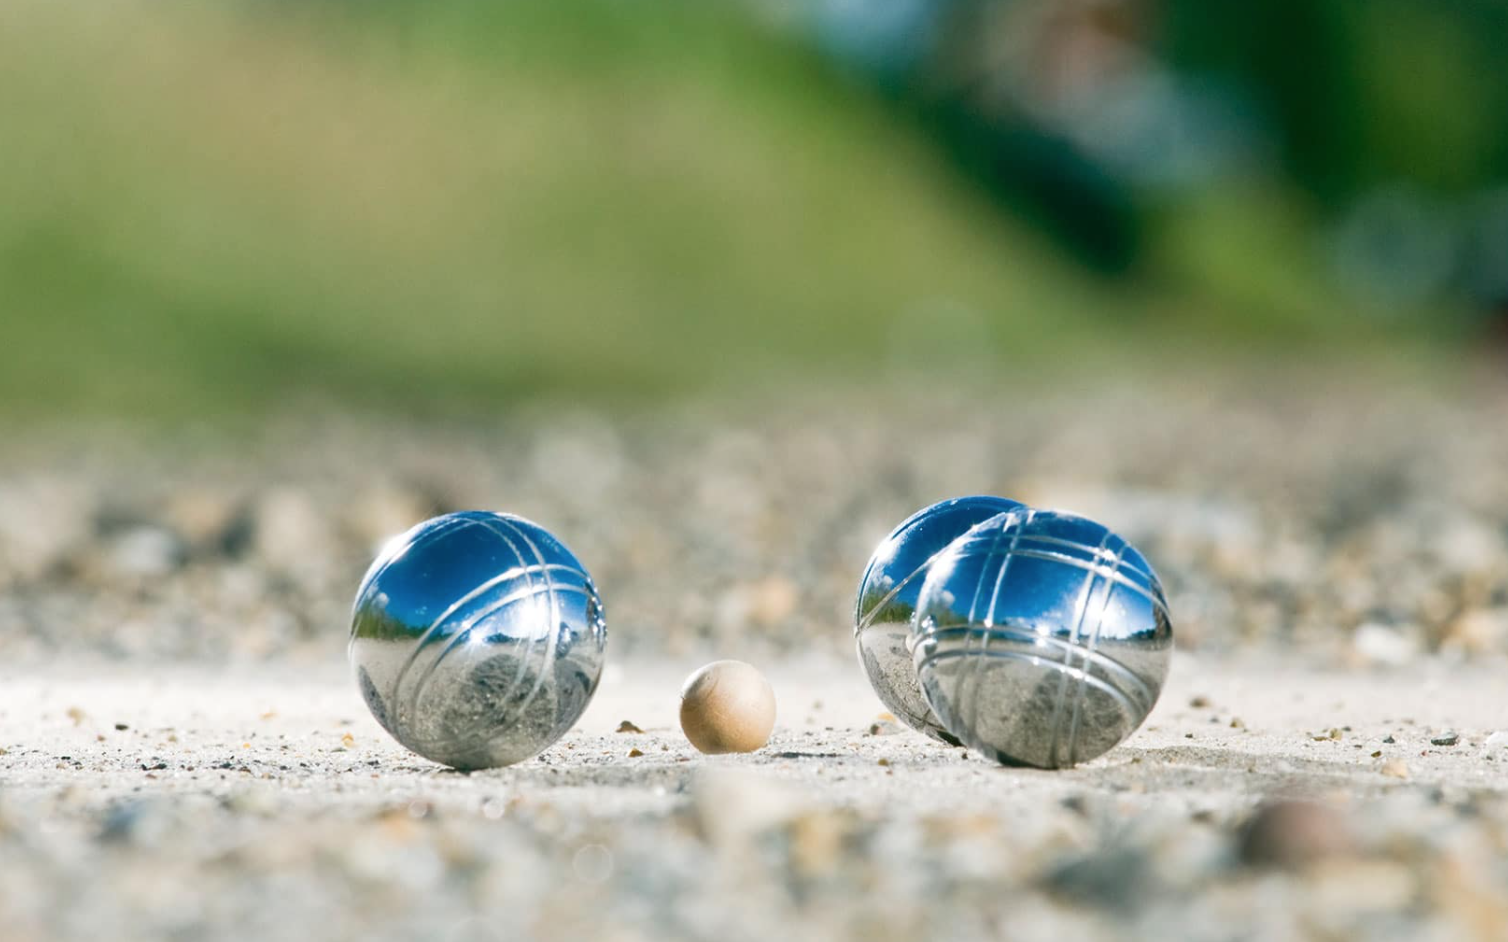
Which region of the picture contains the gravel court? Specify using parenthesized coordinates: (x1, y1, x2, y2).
(3, 378, 1508, 940)
(3, 655, 1508, 941)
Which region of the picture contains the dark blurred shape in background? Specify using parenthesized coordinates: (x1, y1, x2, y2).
(1, 0, 1504, 420)
(803, 0, 1508, 303)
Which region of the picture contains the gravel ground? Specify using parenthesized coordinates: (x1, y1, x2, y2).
(3, 375, 1508, 940)
(2, 376, 1506, 665)
(4, 656, 1508, 942)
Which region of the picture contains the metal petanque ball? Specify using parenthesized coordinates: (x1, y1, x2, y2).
(855, 495, 1024, 743)
(349, 511, 607, 770)
(911, 508, 1172, 768)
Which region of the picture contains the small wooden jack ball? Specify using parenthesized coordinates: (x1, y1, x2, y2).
(679, 660, 776, 754)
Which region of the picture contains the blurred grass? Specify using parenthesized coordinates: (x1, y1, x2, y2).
(0, 0, 1452, 421)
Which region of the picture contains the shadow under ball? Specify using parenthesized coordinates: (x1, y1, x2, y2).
(349, 511, 607, 770)
(911, 508, 1172, 768)
(855, 496, 1024, 743)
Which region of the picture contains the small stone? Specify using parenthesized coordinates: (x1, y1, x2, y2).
(747, 575, 800, 627)
(163, 488, 244, 551)
(1189, 696, 1211, 708)
(340, 733, 355, 749)
(1370, 750, 1382, 758)
(252, 487, 336, 580)
(1047, 846, 1156, 909)
(1230, 717, 1246, 729)
(0, 479, 94, 582)
(789, 810, 849, 876)
(876, 758, 890, 767)
(1238, 800, 1353, 868)
(105, 526, 185, 579)
(690, 768, 804, 846)
(1380, 759, 1409, 779)
(1351, 622, 1422, 667)
(1383, 735, 1396, 744)
(615, 720, 644, 734)
(66, 707, 85, 726)
(114, 723, 128, 731)
(627, 748, 644, 758)
(1443, 607, 1508, 655)
(1430, 731, 1459, 746)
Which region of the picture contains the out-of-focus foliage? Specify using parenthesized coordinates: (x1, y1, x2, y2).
(0, 0, 1120, 419)
(801, 0, 1508, 320)
(0, 0, 1493, 421)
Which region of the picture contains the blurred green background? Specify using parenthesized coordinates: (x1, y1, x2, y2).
(2, 0, 1504, 420)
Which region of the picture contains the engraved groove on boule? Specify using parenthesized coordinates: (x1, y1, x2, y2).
(916, 625, 1154, 714)
(857, 548, 948, 631)
(854, 496, 1026, 744)
(910, 508, 1171, 768)
(1048, 527, 1114, 769)
(917, 649, 1144, 738)
(987, 546, 1170, 617)
(421, 517, 550, 751)
(409, 578, 594, 715)
(1001, 531, 1158, 584)
(388, 528, 535, 745)
(972, 511, 1028, 746)
(426, 517, 592, 760)
(494, 516, 561, 744)
(432, 573, 602, 758)
(349, 510, 607, 770)
(1066, 542, 1126, 766)
(964, 518, 1011, 754)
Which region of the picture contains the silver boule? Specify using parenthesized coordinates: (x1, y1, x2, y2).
(349, 511, 607, 770)
(855, 495, 1024, 742)
(912, 508, 1172, 768)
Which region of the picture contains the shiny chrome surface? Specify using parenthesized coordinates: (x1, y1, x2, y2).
(855, 496, 1024, 742)
(349, 511, 607, 770)
(912, 509, 1172, 768)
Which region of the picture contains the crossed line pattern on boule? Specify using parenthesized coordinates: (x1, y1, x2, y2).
(914, 512, 1165, 765)
(386, 516, 594, 754)
(1049, 527, 1122, 768)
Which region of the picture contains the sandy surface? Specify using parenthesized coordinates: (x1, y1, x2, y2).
(5, 654, 1508, 942)
(4, 377, 1508, 939)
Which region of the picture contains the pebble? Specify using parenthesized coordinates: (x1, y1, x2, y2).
(105, 526, 184, 579)
(690, 768, 804, 847)
(1237, 800, 1354, 868)
(1351, 622, 1422, 667)
(162, 489, 244, 552)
